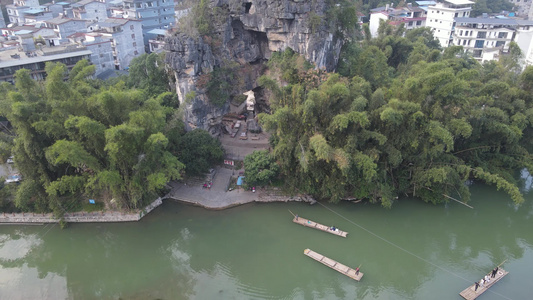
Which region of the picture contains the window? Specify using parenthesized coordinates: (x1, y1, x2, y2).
(474, 40, 484, 48)
(101, 64, 106, 68)
(498, 32, 508, 39)
(98, 44, 101, 48)
(416, 20, 421, 25)
(477, 31, 486, 38)
(496, 41, 505, 47)
(130, 25, 134, 30)
(463, 12, 467, 16)
(134, 50, 138, 55)
(460, 30, 463, 35)
(455, 13, 458, 17)
(473, 50, 482, 57)
(131, 34, 135, 38)
(133, 42, 136, 47)
(99, 53, 104, 57)
(463, 39, 466, 45)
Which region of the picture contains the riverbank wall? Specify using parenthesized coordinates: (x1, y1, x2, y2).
(0, 197, 163, 224)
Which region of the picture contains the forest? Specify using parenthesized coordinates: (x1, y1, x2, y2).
(0, 54, 223, 214)
(254, 23, 533, 207)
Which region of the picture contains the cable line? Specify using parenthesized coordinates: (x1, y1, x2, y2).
(317, 201, 512, 300)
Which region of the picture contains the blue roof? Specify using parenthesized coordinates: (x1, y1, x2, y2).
(56, 2, 70, 5)
(147, 29, 167, 35)
(24, 8, 44, 14)
(416, 1, 436, 5)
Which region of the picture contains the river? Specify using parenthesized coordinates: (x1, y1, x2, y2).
(0, 182, 532, 300)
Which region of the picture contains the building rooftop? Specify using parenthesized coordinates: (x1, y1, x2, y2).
(23, 8, 45, 14)
(147, 28, 166, 35)
(0, 45, 92, 68)
(444, 0, 474, 5)
(416, 1, 437, 5)
(455, 17, 520, 25)
(45, 16, 87, 25)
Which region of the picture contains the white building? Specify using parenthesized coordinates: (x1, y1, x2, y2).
(512, 20, 533, 67)
(87, 18, 145, 69)
(427, 0, 473, 47)
(68, 32, 115, 75)
(0, 10, 6, 28)
(452, 17, 516, 63)
(147, 28, 166, 53)
(71, 0, 108, 22)
(369, 4, 427, 38)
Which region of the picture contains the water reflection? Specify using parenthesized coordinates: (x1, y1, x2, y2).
(0, 184, 531, 299)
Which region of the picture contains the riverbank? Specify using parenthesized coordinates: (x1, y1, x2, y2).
(0, 197, 162, 224)
(166, 166, 316, 209)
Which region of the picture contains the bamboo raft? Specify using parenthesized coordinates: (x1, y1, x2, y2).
(304, 249, 363, 281)
(459, 268, 509, 300)
(291, 213, 348, 237)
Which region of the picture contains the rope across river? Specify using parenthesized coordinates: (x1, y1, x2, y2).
(316, 201, 512, 300)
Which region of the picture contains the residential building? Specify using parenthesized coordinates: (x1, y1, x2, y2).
(44, 16, 88, 42)
(71, 0, 108, 22)
(147, 28, 166, 53)
(426, 0, 473, 47)
(511, 20, 533, 67)
(116, 0, 175, 48)
(21, 8, 54, 24)
(452, 17, 515, 62)
(87, 18, 144, 69)
(42, 2, 70, 18)
(369, 3, 427, 38)
(68, 32, 115, 75)
(6, 5, 29, 25)
(0, 9, 6, 28)
(0, 44, 92, 83)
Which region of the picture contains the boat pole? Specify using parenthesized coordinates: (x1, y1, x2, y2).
(288, 210, 296, 217)
(496, 259, 507, 268)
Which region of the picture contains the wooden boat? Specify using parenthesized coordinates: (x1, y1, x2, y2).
(303, 248, 363, 281)
(459, 268, 509, 300)
(292, 214, 348, 237)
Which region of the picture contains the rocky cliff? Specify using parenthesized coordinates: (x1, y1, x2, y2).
(165, 0, 344, 133)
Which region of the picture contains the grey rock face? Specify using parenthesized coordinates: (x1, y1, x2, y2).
(165, 0, 343, 133)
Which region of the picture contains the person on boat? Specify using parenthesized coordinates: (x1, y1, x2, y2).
(484, 275, 490, 283)
(331, 226, 336, 231)
(355, 267, 360, 275)
(474, 281, 480, 291)
(479, 279, 484, 288)
(295, 214, 299, 221)
(491, 267, 499, 278)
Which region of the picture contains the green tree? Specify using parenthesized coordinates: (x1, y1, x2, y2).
(244, 150, 280, 186)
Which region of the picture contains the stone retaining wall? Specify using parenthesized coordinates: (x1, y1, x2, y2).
(0, 198, 163, 224)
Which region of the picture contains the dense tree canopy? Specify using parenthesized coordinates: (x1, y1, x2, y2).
(258, 28, 532, 207)
(0, 57, 222, 213)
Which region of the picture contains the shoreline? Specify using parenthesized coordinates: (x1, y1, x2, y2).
(0, 197, 163, 225)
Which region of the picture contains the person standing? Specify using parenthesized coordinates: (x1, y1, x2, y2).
(355, 267, 360, 275)
(474, 281, 480, 291)
(491, 267, 499, 278)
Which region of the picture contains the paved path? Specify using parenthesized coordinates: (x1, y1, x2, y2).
(166, 167, 315, 209)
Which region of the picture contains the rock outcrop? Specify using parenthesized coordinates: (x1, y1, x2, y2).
(165, 0, 344, 133)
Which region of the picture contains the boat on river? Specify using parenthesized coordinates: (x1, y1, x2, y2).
(291, 213, 348, 237)
(459, 267, 509, 300)
(303, 248, 363, 281)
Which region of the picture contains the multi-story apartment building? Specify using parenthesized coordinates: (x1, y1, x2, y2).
(115, 0, 175, 48)
(21, 9, 54, 24)
(427, 0, 473, 47)
(71, 0, 108, 22)
(0, 10, 6, 28)
(0, 44, 92, 83)
(87, 18, 145, 69)
(369, 4, 427, 38)
(68, 32, 115, 75)
(452, 17, 516, 62)
(44, 16, 88, 43)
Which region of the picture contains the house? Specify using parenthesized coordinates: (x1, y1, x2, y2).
(369, 3, 428, 38)
(0, 44, 91, 83)
(113, 0, 175, 49)
(147, 28, 166, 53)
(426, 0, 474, 47)
(44, 16, 88, 42)
(87, 18, 145, 69)
(71, 0, 108, 22)
(68, 32, 115, 75)
(452, 17, 516, 62)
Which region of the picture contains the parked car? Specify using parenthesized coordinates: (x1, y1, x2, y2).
(6, 156, 14, 164)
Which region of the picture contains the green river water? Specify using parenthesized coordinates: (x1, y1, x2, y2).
(0, 181, 532, 300)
